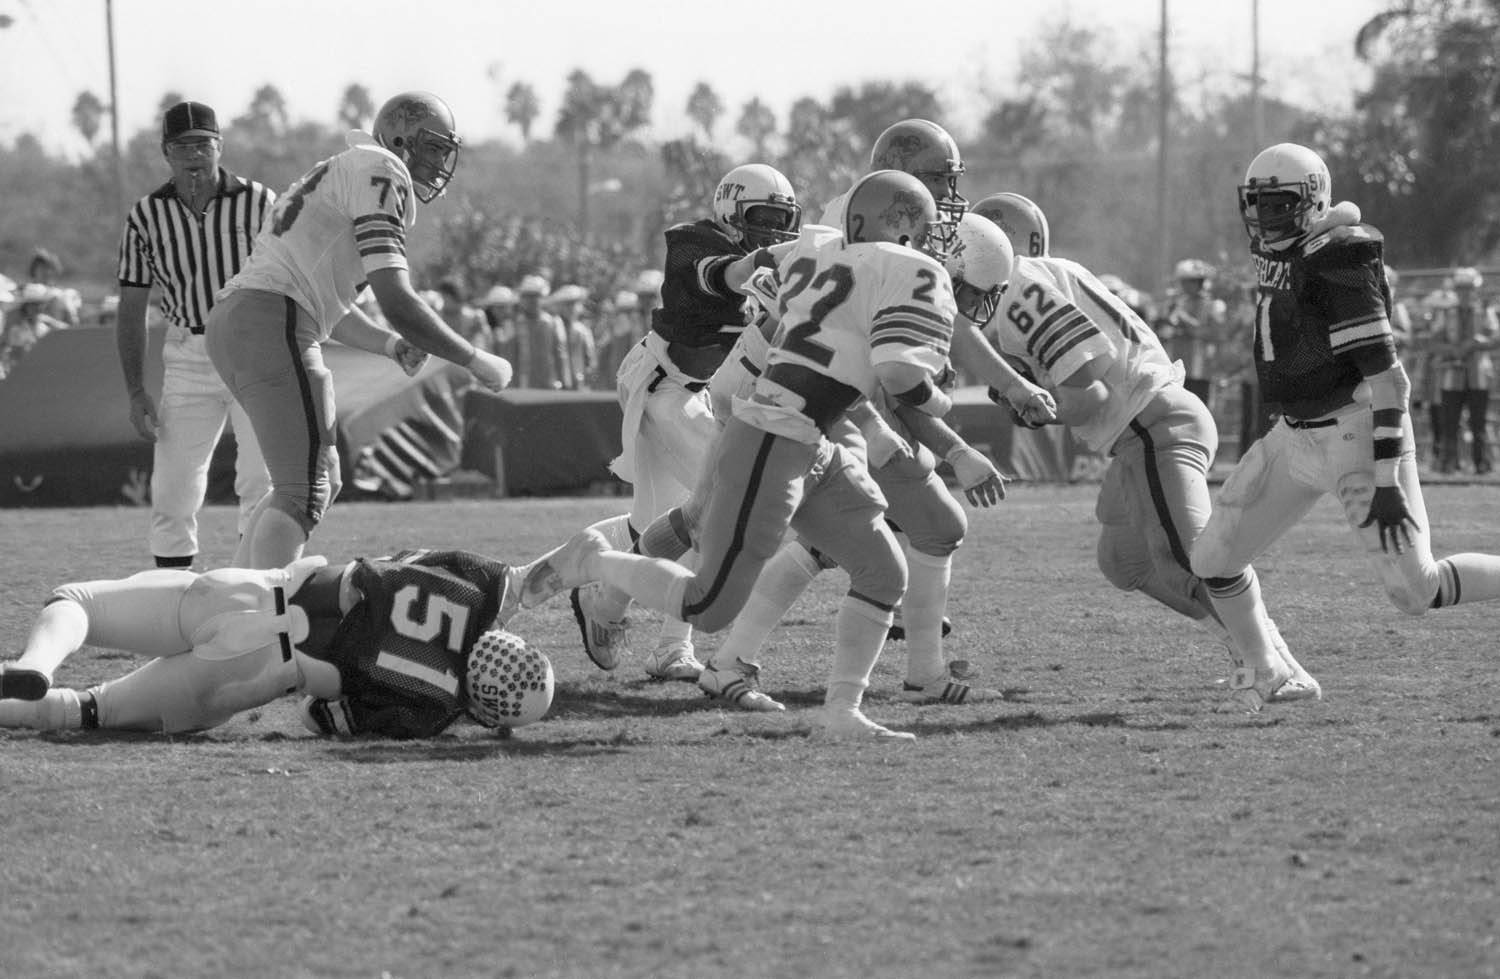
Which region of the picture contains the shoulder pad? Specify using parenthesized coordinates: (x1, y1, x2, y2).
(665, 219, 731, 244)
(1302, 223, 1384, 264)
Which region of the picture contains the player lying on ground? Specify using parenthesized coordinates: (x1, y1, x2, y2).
(0, 536, 599, 738)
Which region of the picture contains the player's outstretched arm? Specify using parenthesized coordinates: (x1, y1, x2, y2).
(368, 267, 512, 390)
(951, 319, 1056, 425)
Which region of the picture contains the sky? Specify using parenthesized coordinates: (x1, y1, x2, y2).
(0, 0, 1386, 156)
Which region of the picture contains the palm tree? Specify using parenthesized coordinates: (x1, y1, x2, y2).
(337, 83, 375, 131)
(736, 97, 777, 160)
(71, 91, 105, 147)
(686, 82, 724, 141)
(506, 82, 540, 143)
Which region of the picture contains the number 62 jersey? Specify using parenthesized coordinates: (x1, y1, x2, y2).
(987, 256, 1183, 454)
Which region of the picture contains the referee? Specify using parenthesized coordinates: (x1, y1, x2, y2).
(116, 100, 276, 568)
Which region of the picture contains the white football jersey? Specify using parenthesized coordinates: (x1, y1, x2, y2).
(988, 256, 1183, 453)
(734, 224, 955, 442)
(224, 131, 416, 337)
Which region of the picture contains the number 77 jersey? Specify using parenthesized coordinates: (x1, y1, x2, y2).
(989, 255, 1183, 453)
(745, 225, 956, 440)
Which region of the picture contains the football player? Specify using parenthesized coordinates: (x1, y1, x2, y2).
(974, 199, 1316, 712)
(1192, 143, 1500, 704)
(205, 92, 514, 570)
(691, 213, 1012, 712)
(572, 163, 802, 682)
(565, 170, 964, 740)
(0, 534, 601, 738)
(970, 192, 1050, 259)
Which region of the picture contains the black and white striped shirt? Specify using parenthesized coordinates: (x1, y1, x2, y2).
(116, 169, 276, 333)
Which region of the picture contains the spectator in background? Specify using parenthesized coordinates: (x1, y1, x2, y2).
(2, 282, 67, 376)
(548, 283, 594, 390)
(435, 276, 490, 350)
(596, 288, 639, 384)
(480, 284, 517, 360)
(1156, 258, 1226, 405)
(1412, 283, 1455, 471)
(514, 274, 568, 389)
(25, 247, 81, 329)
(1431, 267, 1498, 475)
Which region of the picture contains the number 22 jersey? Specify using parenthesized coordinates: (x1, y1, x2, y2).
(222, 131, 416, 337)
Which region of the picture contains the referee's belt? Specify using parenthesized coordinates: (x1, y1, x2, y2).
(1283, 414, 1338, 430)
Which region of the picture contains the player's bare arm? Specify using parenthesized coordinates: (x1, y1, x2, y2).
(368, 267, 512, 389)
(950, 319, 1056, 424)
(891, 403, 1008, 507)
(1052, 357, 1111, 428)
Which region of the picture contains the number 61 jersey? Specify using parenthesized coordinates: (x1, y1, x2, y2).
(313, 549, 509, 738)
(988, 256, 1183, 453)
(223, 131, 417, 338)
(737, 225, 957, 443)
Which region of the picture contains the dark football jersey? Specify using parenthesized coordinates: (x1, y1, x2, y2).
(1249, 223, 1397, 419)
(311, 549, 510, 739)
(648, 219, 751, 354)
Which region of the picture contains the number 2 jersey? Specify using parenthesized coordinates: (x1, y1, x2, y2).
(221, 131, 417, 337)
(305, 548, 509, 739)
(734, 224, 957, 444)
(988, 256, 1182, 454)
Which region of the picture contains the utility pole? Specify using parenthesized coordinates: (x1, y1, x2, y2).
(1156, 0, 1171, 295)
(106, 0, 125, 220)
(1251, 0, 1264, 151)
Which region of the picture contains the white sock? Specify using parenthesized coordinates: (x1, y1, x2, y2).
(15, 599, 89, 681)
(824, 597, 894, 710)
(902, 549, 952, 685)
(0, 688, 82, 730)
(712, 540, 821, 669)
(597, 551, 693, 621)
(1205, 569, 1280, 674)
(656, 549, 696, 650)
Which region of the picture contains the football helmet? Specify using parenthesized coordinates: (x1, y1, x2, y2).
(465, 630, 554, 728)
(971, 193, 1050, 258)
(844, 169, 955, 261)
(869, 119, 967, 220)
(372, 91, 462, 204)
(1237, 142, 1331, 248)
(712, 163, 801, 250)
(944, 213, 1014, 326)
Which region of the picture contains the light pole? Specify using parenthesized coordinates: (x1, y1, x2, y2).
(105, 0, 125, 219)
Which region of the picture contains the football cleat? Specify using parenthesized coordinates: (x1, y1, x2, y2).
(816, 707, 916, 741)
(0, 666, 51, 702)
(885, 610, 952, 642)
(644, 639, 704, 682)
(1215, 666, 1294, 715)
(570, 583, 628, 672)
(1264, 617, 1321, 702)
(898, 674, 1004, 705)
(698, 658, 785, 712)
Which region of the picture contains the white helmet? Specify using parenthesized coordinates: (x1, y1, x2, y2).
(971, 192, 1050, 258)
(1238, 142, 1331, 248)
(712, 163, 801, 249)
(465, 630, 554, 728)
(944, 213, 1014, 326)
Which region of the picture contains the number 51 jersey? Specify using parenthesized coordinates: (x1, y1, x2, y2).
(313, 549, 509, 738)
(223, 131, 417, 338)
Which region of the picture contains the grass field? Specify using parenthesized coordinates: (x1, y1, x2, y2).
(1, 485, 1498, 979)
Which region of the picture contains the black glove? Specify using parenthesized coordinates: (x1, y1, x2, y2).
(1359, 484, 1419, 554)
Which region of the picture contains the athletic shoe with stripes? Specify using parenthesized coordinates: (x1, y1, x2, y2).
(897, 674, 1004, 705)
(570, 583, 628, 671)
(698, 658, 784, 712)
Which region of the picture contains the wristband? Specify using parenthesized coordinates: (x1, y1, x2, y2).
(893, 379, 936, 407)
(1374, 458, 1399, 487)
(384, 335, 402, 359)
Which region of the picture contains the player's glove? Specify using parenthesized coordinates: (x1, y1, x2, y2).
(467, 349, 514, 392)
(1359, 484, 1419, 554)
(945, 444, 1008, 508)
(384, 335, 430, 377)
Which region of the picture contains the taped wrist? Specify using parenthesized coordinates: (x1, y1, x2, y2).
(1372, 405, 1405, 487)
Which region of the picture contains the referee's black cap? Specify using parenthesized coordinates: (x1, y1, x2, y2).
(162, 101, 219, 142)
